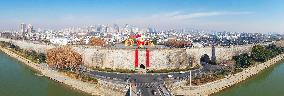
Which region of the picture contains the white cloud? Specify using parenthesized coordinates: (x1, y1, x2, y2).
(172, 11, 252, 20)
(45, 11, 253, 28)
(115, 11, 253, 29)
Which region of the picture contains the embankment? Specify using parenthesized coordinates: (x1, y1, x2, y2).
(171, 53, 284, 96)
(0, 47, 126, 96)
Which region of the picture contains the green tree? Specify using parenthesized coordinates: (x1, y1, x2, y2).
(233, 53, 252, 68)
(38, 53, 46, 63)
(251, 45, 269, 62)
(266, 44, 284, 57)
(200, 54, 210, 63)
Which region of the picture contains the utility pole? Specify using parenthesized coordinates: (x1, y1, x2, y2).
(127, 79, 132, 96)
(130, 84, 132, 96)
(190, 70, 192, 86)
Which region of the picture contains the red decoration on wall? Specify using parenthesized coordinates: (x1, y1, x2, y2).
(136, 34, 141, 38)
(146, 48, 150, 67)
(135, 48, 139, 68)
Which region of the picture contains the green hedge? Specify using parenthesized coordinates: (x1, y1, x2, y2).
(147, 66, 197, 73)
(0, 41, 46, 64)
(92, 67, 135, 73)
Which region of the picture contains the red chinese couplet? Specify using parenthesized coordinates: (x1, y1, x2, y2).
(135, 48, 139, 68)
(146, 48, 150, 67)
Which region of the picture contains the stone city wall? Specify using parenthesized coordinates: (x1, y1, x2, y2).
(0, 38, 55, 53)
(74, 47, 191, 70)
(75, 46, 253, 70)
(0, 38, 263, 70)
(186, 45, 253, 66)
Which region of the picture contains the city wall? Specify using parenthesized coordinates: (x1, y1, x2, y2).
(186, 45, 253, 65)
(0, 38, 255, 70)
(74, 47, 191, 70)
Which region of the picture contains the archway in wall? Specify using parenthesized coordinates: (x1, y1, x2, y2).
(139, 64, 146, 69)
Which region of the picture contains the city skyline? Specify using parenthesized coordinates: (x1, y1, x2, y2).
(0, 0, 284, 33)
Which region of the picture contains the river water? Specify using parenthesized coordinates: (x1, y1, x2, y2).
(214, 61, 284, 96)
(0, 51, 91, 96)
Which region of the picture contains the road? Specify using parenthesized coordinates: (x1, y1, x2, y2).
(86, 62, 224, 96)
(86, 66, 205, 96)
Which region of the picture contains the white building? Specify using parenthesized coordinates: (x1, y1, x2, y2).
(50, 38, 69, 45)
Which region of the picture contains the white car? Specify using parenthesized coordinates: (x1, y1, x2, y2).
(179, 71, 185, 74)
(167, 75, 173, 78)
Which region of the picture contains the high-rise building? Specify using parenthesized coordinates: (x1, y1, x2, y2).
(113, 24, 120, 33)
(105, 25, 110, 33)
(20, 23, 26, 33)
(123, 24, 130, 34)
(147, 27, 156, 33)
(27, 24, 33, 33)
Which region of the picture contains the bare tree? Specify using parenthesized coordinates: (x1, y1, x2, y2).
(46, 46, 82, 71)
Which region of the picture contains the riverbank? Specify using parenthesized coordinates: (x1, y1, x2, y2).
(171, 53, 284, 96)
(0, 47, 125, 96)
(214, 61, 284, 96)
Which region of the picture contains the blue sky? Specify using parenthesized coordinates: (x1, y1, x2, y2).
(0, 0, 284, 33)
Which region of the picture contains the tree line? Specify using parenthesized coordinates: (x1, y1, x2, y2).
(0, 41, 46, 63)
(233, 44, 284, 68)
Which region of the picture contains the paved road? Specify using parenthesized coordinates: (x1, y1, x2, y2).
(87, 67, 205, 96)
(85, 62, 230, 96)
(86, 62, 229, 96)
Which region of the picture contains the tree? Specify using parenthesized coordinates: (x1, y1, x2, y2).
(200, 54, 210, 64)
(38, 53, 46, 63)
(164, 39, 192, 48)
(251, 45, 269, 62)
(46, 47, 82, 71)
(266, 44, 284, 58)
(8, 43, 17, 49)
(233, 53, 252, 68)
(89, 37, 105, 46)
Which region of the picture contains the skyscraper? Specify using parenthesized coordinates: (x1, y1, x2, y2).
(27, 24, 33, 33)
(20, 23, 26, 33)
(20, 23, 27, 38)
(113, 24, 120, 33)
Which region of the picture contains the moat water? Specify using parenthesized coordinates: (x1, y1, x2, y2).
(214, 61, 284, 96)
(0, 51, 91, 96)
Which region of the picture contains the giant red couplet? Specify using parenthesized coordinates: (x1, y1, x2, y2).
(135, 48, 139, 68)
(134, 48, 150, 68)
(146, 48, 150, 67)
